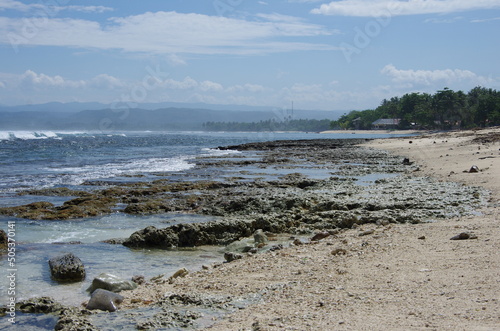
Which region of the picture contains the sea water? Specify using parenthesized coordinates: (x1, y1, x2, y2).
(0, 130, 412, 311)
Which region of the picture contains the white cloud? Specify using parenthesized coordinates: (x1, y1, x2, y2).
(20, 70, 85, 88)
(424, 16, 463, 23)
(0, 0, 31, 11)
(61, 6, 113, 14)
(162, 77, 199, 90)
(9, 70, 128, 90)
(471, 16, 500, 23)
(0, 11, 335, 55)
(0, 0, 112, 13)
(312, 0, 500, 17)
(381, 64, 493, 86)
(89, 74, 125, 89)
(166, 54, 187, 66)
(200, 80, 224, 92)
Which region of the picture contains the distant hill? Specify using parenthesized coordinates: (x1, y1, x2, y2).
(0, 101, 345, 131)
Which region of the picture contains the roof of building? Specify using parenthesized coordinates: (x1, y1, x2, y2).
(372, 118, 400, 125)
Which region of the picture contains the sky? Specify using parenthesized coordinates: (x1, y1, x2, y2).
(0, 0, 499, 112)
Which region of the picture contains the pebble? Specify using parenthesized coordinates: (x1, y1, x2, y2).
(311, 232, 330, 241)
(359, 230, 374, 236)
(331, 248, 347, 256)
(450, 232, 478, 240)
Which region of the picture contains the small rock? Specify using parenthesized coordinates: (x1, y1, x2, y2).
(224, 252, 243, 262)
(292, 238, 305, 246)
(468, 165, 480, 173)
(418, 236, 426, 240)
(311, 231, 330, 241)
(253, 229, 268, 246)
(168, 268, 189, 284)
(402, 158, 413, 165)
(86, 289, 124, 312)
(131, 275, 145, 285)
(450, 232, 478, 240)
(359, 229, 374, 236)
(269, 244, 283, 251)
(331, 248, 347, 256)
(87, 273, 138, 293)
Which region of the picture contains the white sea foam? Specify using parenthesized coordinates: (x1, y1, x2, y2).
(201, 147, 241, 157)
(0, 130, 61, 140)
(45, 156, 194, 185)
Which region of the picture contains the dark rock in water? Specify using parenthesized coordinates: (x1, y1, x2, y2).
(55, 309, 95, 331)
(224, 252, 243, 262)
(86, 289, 124, 312)
(87, 273, 138, 293)
(123, 219, 255, 248)
(101, 238, 126, 244)
(0, 195, 117, 220)
(450, 232, 478, 240)
(17, 297, 64, 314)
(0, 229, 7, 252)
(311, 231, 330, 241)
(48, 253, 85, 282)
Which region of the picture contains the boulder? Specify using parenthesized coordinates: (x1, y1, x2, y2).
(87, 273, 138, 293)
(48, 253, 85, 282)
(123, 219, 255, 249)
(86, 289, 124, 312)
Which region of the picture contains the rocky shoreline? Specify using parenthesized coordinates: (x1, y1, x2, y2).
(1, 136, 494, 330)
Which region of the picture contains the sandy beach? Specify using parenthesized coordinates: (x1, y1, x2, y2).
(321, 129, 425, 135)
(115, 128, 499, 330)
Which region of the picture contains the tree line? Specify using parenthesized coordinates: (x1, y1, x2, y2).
(331, 87, 500, 130)
(202, 118, 332, 132)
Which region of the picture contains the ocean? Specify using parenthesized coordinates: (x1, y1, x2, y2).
(0, 130, 410, 329)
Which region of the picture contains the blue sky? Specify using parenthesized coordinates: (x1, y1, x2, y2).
(0, 0, 499, 111)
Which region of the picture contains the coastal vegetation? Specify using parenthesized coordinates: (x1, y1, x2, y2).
(331, 87, 500, 130)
